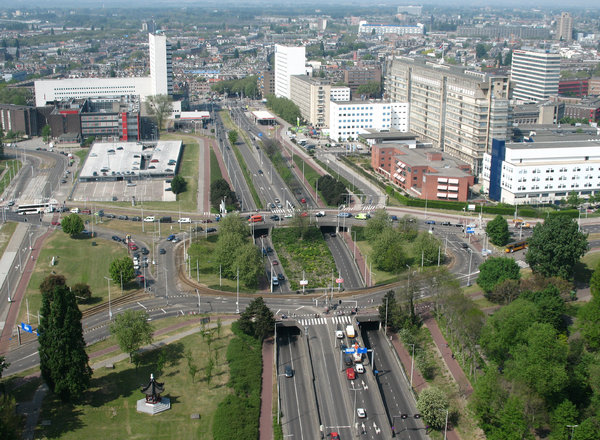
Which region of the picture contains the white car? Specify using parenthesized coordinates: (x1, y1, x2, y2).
(70, 207, 80, 213)
(355, 363, 364, 374)
(357, 408, 366, 418)
(144, 216, 155, 222)
(284, 213, 293, 218)
(178, 217, 191, 223)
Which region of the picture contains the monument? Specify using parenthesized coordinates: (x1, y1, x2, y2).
(136, 373, 171, 415)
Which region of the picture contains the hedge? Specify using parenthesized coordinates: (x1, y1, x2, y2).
(213, 321, 262, 440)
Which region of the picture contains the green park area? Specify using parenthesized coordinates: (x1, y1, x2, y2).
(271, 226, 336, 290)
(36, 325, 234, 439)
(18, 230, 132, 324)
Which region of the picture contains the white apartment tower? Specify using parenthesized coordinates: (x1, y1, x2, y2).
(510, 49, 560, 102)
(149, 32, 173, 96)
(558, 12, 573, 42)
(274, 45, 306, 99)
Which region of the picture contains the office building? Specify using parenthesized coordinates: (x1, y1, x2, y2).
(34, 33, 172, 106)
(358, 21, 424, 36)
(558, 12, 573, 42)
(343, 68, 381, 97)
(274, 45, 306, 99)
(559, 78, 589, 98)
(0, 104, 41, 136)
(330, 86, 351, 102)
(483, 133, 600, 204)
(510, 49, 561, 102)
(289, 75, 330, 128)
(385, 56, 510, 176)
(329, 101, 409, 141)
(258, 70, 275, 99)
(371, 141, 474, 202)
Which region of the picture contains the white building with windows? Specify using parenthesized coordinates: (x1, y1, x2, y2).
(35, 33, 172, 106)
(329, 101, 409, 141)
(510, 49, 560, 102)
(482, 134, 600, 204)
(358, 21, 424, 36)
(274, 45, 306, 99)
(330, 86, 350, 101)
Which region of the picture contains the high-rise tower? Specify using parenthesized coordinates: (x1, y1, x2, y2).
(149, 33, 173, 96)
(558, 12, 573, 42)
(274, 45, 306, 99)
(511, 49, 560, 102)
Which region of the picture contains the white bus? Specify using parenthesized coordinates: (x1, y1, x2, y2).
(17, 202, 56, 215)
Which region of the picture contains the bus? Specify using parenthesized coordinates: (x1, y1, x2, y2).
(505, 240, 529, 253)
(248, 215, 263, 223)
(17, 202, 56, 215)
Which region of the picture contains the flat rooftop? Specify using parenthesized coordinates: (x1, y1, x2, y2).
(252, 110, 276, 120)
(80, 141, 183, 180)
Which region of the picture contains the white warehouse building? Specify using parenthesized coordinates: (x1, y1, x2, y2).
(482, 134, 600, 205)
(328, 101, 409, 141)
(35, 33, 172, 106)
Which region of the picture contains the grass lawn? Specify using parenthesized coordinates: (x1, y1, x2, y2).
(209, 147, 222, 184)
(187, 235, 257, 293)
(354, 240, 403, 285)
(292, 154, 320, 196)
(18, 231, 132, 324)
(0, 221, 18, 256)
(271, 227, 336, 290)
(36, 325, 233, 440)
(0, 159, 23, 195)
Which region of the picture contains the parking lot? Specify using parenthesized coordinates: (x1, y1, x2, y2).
(72, 179, 176, 202)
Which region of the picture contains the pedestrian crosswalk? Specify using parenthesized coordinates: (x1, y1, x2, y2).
(297, 315, 353, 327)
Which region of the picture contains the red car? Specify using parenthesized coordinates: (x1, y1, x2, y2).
(346, 367, 356, 380)
(129, 243, 138, 251)
(301, 198, 306, 203)
(81, 209, 91, 214)
(51, 221, 60, 226)
(300, 211, 308, 217)
(272, 260, 279, 266)
(331, 433, 340, 440)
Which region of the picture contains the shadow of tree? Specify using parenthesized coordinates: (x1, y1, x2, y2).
(36, 399, 85, 439)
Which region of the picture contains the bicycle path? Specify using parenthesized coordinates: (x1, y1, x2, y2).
(259, 337, 274, 440)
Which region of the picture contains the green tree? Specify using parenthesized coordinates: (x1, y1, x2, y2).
(0, 355, 8, 379)
(356, 81, 381, 98)
(488, 278, 521, 305)
(566, 191, 583, 208)
(487, 396, 532, 440)
(41, 124, 51, 143)
(549, 400, 578, 440)
(185, 349, 198, 383)
(218, 213, 249, 237)
(205, 356, 215, 387)
(477, 257, 521, 294)
(145, 94, 173, 131)
(416, 387, 449, 430)
(371, 228, 406, 272)
(110, 310, 153, 362)
(573, 417, 600, 440)
(228, 130, 238, 145)
(38, 277, 92, 401)
(210, 178, 237, 210)
(486, 215, 510, 246)
(470, 367, 509, 432)
(525, 216, 588, 279)
(0, 394, 20, 439)
(214, 232, 245, 279)
(290, 212, 310, 239)
(364, 209, 391, 241)
(71, 282, 92, 304)
(413, 232, 443, 267)
(170, 175, 187, 194)
(506, 322, 569, 401)
(265, 94, 302, 125)
(61, 213, 84, 237)
(520, 285, 566, 332)
(238, 297, 275, 340)
(476, 43, 488, 59)
(234, 243, 263, 289)
(578, 298, 600, 351)
(109, 256, 135, 289)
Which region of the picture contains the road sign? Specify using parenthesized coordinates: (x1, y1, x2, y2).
(20, 323, 32, 333)
(300, 279, 308, 286)
(336, 278, 344, 284)
(357, 347, 368, 354)
(345, 348, 356, 354)
(466, 227, 475, 234)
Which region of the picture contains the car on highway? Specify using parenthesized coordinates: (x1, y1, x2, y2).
(461, 243, 469, 249)
(105, 213, 116, 218)
(356, 408, 366, 418)
(167, 234, 176, 241)
(441, 221, 451, 226)
(337, 212, 352, 218)
(60, 179, 67, 184)
(270, 215, 280, 221)
(330, 232, 336, 238)
(258, 169, 264, 175)
(131, 216, 141, 222)
(70, 207, 80, 213)
(178, 217, 191, 223)
(111, 235, 121, 242)
(277, 273, 285, 281)
(118, 215, 129, 220)
(159, 248, 166, 254)
(425, 220, 436, 224)
(206, 227, 217, 233)
(284, 365, 294, 377)
(144, 216, 156, 222)
(330, 433, 340, 440)
(272, 260, 279, 266)
(355, 213, 370, 220)
(345, 367, 356, 380)
(355, 363, 365, 374)
(129, 243, 138, 251)
(455, 223, 463, 228)
(141, 247, 149, 255)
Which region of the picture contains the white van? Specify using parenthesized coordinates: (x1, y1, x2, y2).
(178, 217, 191, 223)
(355, 363, 364, 373)
(336, 330, 344, 339)
(144, 216, 155, 222)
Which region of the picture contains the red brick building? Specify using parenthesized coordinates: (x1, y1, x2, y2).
(372, 143, 474, 202)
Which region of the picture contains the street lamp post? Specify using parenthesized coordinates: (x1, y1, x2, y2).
(236, 267, 240, 314)
(104, 276, 113, 320)
(409, 343, 415, 388)
(466, 248, 473, 287)
(566, 425, 578, 440)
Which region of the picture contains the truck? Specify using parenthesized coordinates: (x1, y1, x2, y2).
(345, 325, 355, 338)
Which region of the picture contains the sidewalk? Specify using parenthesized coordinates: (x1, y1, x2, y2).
(259, 337, 274, 440)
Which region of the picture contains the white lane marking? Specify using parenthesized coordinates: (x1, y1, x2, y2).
(137, 302, 147, 310)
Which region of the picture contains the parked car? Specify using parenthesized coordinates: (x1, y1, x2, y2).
(131, 216, 141, 221)
(206, 227, 217, 233)
(105, 214, 116, 219)
(178, 217, 191, 223)
(111, 235, 121, 242)
(118, 215, 129, 220)
(144, 216, 155, 222)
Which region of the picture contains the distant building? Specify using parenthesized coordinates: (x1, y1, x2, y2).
(559, 78, 589, 98)
(558, 12, 573, 42)
(456, 26, 550, 40)
(511, 50, 560, 102)
(289, 75, 330, 128)
(397, 5, 422, 16)
(34, 33, 172, 106)
(274, 45, 306, 99)
(258, 70, 275, 99)
(0, 104, 42, 136)
(371, 140, 474, 202)
(343, 68, 381, 97)
(589, 77, 600, 96)
(385, 56, 510, 176)
(358, 21, 424, 36)
(483, 133, 600, 204)
(562, 98, 600, 122)
(329, 101, 409, 141)
(511, 101, 565, 125)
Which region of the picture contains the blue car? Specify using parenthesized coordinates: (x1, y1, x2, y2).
(337, 212, 352, 218)
(425, 220, 436, 225)
(390, 215, 398, 221)
(167, 234, 176, 241)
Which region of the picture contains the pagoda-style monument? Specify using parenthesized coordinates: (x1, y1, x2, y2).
(136, 373, 171, 415)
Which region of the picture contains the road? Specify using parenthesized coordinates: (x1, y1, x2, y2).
(324, 230, 364, 291)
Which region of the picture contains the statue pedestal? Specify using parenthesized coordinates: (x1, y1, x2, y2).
(136, 397, 171, 415)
